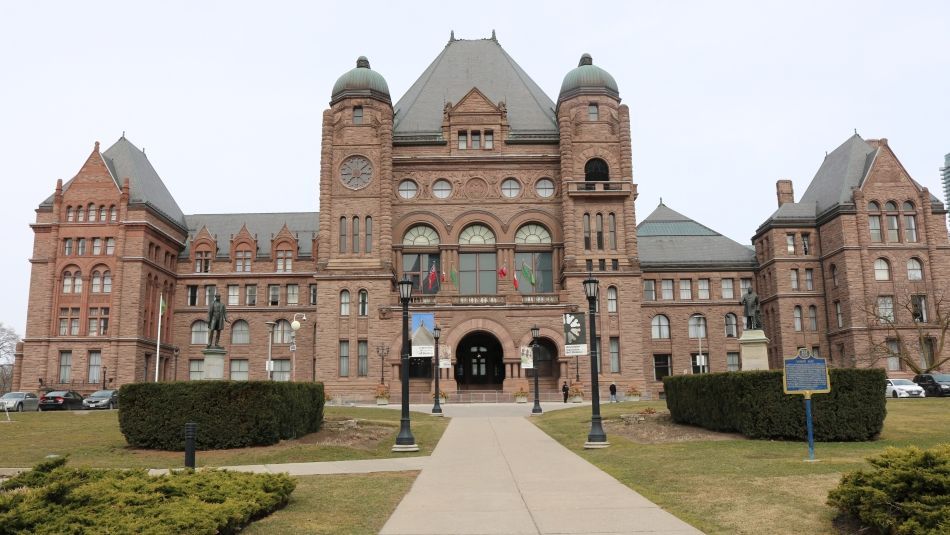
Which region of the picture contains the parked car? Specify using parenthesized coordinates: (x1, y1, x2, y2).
(38, 390, 84, 411)
(0, 391, 40, 412)
(912, 374, 950, 397)
(82, 390, 118, 410)
(885, 378, 926, 398)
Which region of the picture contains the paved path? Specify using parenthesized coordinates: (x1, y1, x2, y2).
(379, 403, 702, 535)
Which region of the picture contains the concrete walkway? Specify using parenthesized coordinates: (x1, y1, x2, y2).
(379, 403, 702, 535)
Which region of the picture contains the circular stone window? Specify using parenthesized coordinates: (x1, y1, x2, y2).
(398, 180, 418, 199)
(535, 178, 555, 198)
(501, 178, 522, 198)
(432, 179, 453, 199)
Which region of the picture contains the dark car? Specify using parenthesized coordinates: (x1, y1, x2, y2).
(38, 390, 84, 411)
(912, 374, 950, 397)
(82, 390, 118, 410)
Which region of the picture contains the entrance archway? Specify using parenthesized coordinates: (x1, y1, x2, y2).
(455, 331, 504, 390)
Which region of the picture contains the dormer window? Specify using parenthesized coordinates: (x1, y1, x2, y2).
(588, 103, 598, 121)
(484, 131, 493, 149)
(353, 106, 363, 125)
(458, 131, 468, 150)
(471, 131, 481, 149)
(195, 250, 211, 273)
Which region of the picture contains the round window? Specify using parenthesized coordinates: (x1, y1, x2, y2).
(398, 180, 418, 199)
(432, 179, 452, 199)
(535, 178, 555, 198)
(501, 178, 521, 198)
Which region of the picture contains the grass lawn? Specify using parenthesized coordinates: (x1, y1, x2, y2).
(0, 406, 448, 469)
(533, 398, 950, 535)
(242, 472, 416, 535)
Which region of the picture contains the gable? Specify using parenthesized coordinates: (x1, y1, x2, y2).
(452, 88, 501, 116)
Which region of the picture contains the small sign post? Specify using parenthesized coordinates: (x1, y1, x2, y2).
(783, 349, 831, 461)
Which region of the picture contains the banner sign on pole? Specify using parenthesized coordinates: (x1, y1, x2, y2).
(439, 346, 452, 369)
(520, 346, 534, 369)
(411, 313, 435, 358)
(783, 348, 831, 461)
(563, 312, 587, 356)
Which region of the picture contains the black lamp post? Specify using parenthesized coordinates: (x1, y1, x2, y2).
(531, 325, 542, 415)
(394, 277, 418, 451)
(432, 325, 443, 415)
(376, 344, 389, 385)
(583, 272, 608, 448)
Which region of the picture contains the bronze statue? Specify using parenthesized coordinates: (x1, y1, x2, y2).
(207, 294, 228, 348)
(740, 287, 761, 330)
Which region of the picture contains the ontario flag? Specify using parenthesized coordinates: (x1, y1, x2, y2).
(427, 262, 438, 291)
(513, 270, 520, 290)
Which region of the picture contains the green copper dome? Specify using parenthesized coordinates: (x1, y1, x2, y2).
(331, 56, 391, 104)
(558, 53, 619, 100)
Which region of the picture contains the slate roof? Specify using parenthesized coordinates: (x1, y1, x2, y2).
(182, 212, 319, 258)
(638, 203, 756, 268)
(393, 37, 557, 138)
(42, 137, 187, 231)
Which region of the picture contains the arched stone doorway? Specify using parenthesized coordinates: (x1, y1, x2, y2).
(455, 331, 505, 390)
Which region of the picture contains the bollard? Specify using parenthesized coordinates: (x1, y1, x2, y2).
(184, 422, 197, 469)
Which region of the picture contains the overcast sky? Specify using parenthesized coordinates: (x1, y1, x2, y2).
(1, 1, 948, 336)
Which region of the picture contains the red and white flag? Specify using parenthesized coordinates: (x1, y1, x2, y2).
(427, 262, 438, 290)
(497, 264, 507, 279)
(513, 270, 520, 290)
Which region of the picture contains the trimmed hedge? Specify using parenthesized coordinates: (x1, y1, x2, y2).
(0, 456, 295, 535)
(118, 381, 324, 450)
(827, 445, 950, 534)
(663, 368, 886, 441)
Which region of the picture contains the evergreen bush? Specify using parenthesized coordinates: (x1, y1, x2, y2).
(118, 381, 324, 450)
(827, 445, 950, 534)
(663, 369, 885, 441)
(0, 457, 296, 535)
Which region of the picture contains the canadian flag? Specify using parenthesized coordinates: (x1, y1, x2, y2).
(513, 270, 520, 290)
(497, 264, 507, 278)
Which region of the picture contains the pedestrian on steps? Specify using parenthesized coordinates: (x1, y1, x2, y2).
(562, 381, 569, 403)
(609, 382, 617, 403)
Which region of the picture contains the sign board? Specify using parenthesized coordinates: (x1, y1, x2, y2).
(289, 342, 297, 352)
(783, 349, 831, 395)
(411, 312, 436, 358)
(520, 346, 534, 369)
(265, 360, 274, 372)
(438, 346, 452, 369)
(563, 312, 587, 356)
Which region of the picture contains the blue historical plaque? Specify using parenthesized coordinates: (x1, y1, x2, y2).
(783, 349, 830, 394)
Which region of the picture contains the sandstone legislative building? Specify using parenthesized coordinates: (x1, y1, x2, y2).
(14, 36, 950, 401)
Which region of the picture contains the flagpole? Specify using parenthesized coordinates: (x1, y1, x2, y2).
(154, 292, 163, 382)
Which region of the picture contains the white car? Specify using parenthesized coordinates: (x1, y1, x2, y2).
(886, 379, 926, 398)
(0, 391, 40, 411)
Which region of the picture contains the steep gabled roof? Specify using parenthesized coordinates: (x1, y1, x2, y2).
(393, 37, 557, 137)
(797, 133, 878, 216)
(638, 203, 756, 268)
(102, 137, 187, 230)
(182, 212, 319, 258)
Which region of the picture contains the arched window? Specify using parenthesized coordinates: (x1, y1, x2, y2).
(458, 224, 497, 295)
(340, 290, 350, 315)
(688, 315, 707, 338)
(99, 205, 107, 222)
(339, 217, 347, 253)
(907, 258, 923, 281)
(595, 213, 604, 249)
(874, 258, 891, 281)
(88, 203, 97, 222)
(584, 158, 609, 181)
(793, 306, 803, 331)
(358, 289, 369, 316)
(608, 213, 617, 250)
(403, 225, 440, 246)
(109, 205, 117, 222)
(62, 271, 73, 293)
(868, 201, 882, 242)
(403, 225, 441, 294)
(77, 206, 85, 222)
(273, 319, 293, 344)
(651, 315, 670, 339)
(808, 305, 818, 330)
(352, 216, 360, 253)
(831, 264, 839, 287)
(515, 224, 554, 295)
(191, 320, 209, 345)
(583, 213, 591, 249)
(73, 271, 82, 293)
(66, 206, 74, 222)
(92, 271, 102, 293)
(231, 320, 250, 344)
(515, 224, 552, 244)
(102, 271, 112, 293)
(364, 216, 373, 253)
(903, 202, 918, 242)
(459, 224, 496, 245)
(884, 201, 900, 242)
(724, 313, 738, 337)
(607, 286, 618, 312)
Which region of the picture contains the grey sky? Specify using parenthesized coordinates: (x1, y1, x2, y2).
(2, 1, 948, 335)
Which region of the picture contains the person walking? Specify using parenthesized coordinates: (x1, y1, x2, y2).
(609, 382, 617, 403)
(562, 381, 569, 403)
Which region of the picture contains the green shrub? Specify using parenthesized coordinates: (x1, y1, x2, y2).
(0, 457, 296, 535)
(827, 445, 950, 534)
(118, 381, 324, 450)
(663, 368, 886, 441)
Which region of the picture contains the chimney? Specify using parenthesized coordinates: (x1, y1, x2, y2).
(776, 180, 794, 207)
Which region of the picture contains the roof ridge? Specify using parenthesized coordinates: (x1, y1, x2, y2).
(393, 44, 451, 130)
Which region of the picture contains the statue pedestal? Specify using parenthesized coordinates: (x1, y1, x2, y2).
(739, 330, 770, 370)
(202, 347, 227, 380)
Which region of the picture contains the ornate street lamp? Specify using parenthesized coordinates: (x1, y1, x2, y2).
(376, 344, 389, 385)
(290, 313, 307, 382)
(393, 276, 418, 451)
(583, 272, 608, 448)
(432, 325, 443, 415)
(531, 325, 542, 415)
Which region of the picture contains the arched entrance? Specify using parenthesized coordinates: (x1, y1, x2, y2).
(455, 331, 505, 390)
(527, 338, 559, 391)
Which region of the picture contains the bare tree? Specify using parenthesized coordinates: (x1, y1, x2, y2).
(860, 282, 950, 374)
(0, 322, 21, 393)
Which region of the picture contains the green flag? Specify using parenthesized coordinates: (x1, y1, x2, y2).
(521, 262, 535, 286)
(160, 294, 166, 314)
(449, 268, 458, 287)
